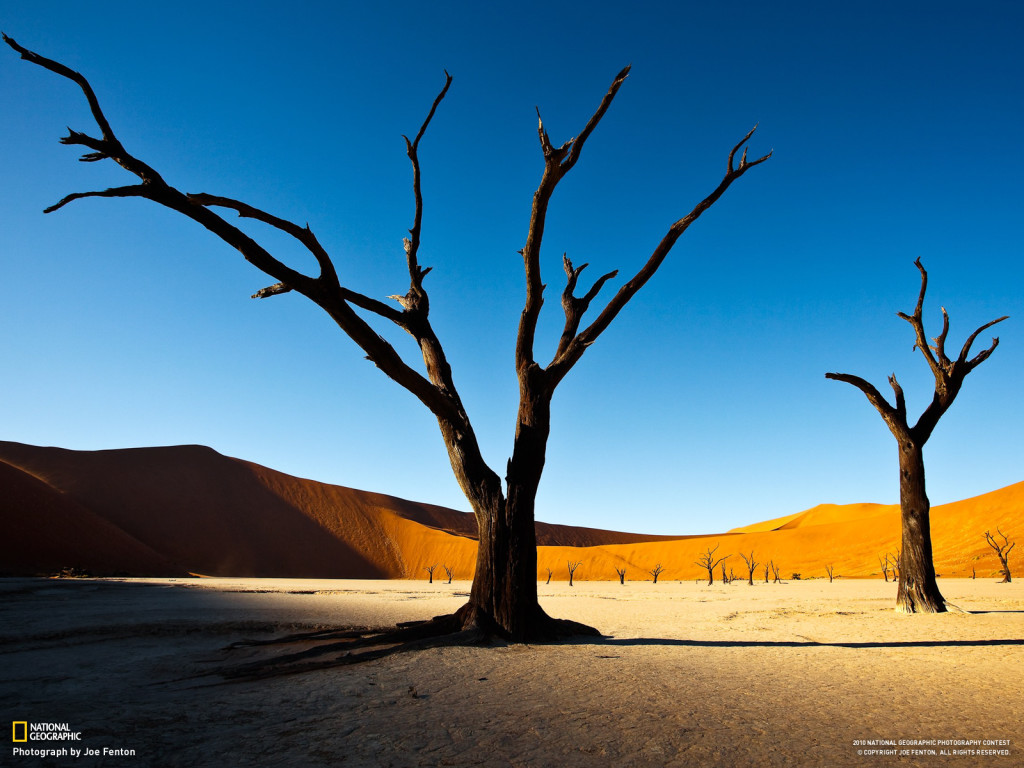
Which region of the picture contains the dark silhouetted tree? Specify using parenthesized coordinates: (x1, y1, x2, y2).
(615, 567, 627, 585)
(825, 564, 835, 582)
(984, 529, 1015, 583)
(443, 564, 454, 584)
(763, 560, 771, 583)
(827, 260, 1006, 613)
(739, 552, 758, 585)
(771, 562, 782, 583)
(425, 564, 438, 584)
(649, 564, 665, 584)
(695, 545, 729, 586)
(545, 568, 553, 585)
(567, 561, 582, 587)
(6, 35, 769, 643)
(878, 554, 891, 582)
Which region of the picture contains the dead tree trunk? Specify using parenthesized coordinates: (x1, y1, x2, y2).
(740, 552, 758, 585)
(695, 545, 729, 586)
(771, 562, 782, 583)
(763, 561, 771, 583)
(825, 564, 835, 582)
(545, 568, 553, 585)
(827, 259, 1007, 614)
(443, 565, 454, 584)
(984, 529, 1015, 583)
(649, 564, 665, 584)
(425, 564, 438, 584)
(879, 555, 891, 582)
(615, 567, 626, 585)
(567, 561, 582, 587)
(7, 36, 770, 644)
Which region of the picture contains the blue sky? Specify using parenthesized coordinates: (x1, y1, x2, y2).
(2, 1, 1021, 534)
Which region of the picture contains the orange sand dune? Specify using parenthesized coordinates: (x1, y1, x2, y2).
(1, 441, 1019, 582)
(0, 441, 669, 578)
(534, 484, 1024, 583)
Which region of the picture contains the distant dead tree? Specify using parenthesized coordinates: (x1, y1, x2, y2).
(771, 562, 782, 583)
(425, 564, 438, 584)
(739, 552, 759, 585)
(763, 560, 772, 583)
(695, 545, 729, 586)
(984, 529, 1015, 583)
(615, 567, 627, 585)
(878, 554, 891, 582)
(545, 568, 553, 585)
(825, 564, 835, 583)
(5, 35, 770, 644)
(567, 561, 582, 587)
(443, 564, 454, 584)
(887, 549, 901, 583)
(649, 564, 665, 584)
(721, 563, 729, 584)
(827, 259, 1007, 613)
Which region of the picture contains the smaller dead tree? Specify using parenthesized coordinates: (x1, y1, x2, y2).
(443, 564, 454, 584)
(825, 564, 835, 583)
(567, 561, 582, 587)
(649, 564, 665, 584)
(615, 567, 627, 585)
(545, 568, 553, 585)
(425, 564, 438, 584)
(739, 552, 758, 585)
(695, 545, 729, 586)
(878, 555, 891, 582)
(984, 529, 1015, 583)
(887, 549, 901, 583)
(771, 562, 782, 583)
(763, 560, 772, 583)
(721, 563, 729, 584)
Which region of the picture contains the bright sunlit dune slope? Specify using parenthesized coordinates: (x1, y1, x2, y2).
(537, 484, 1024, 582)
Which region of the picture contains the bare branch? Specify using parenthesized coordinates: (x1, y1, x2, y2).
(252, 282, 293, 299)
(3, 33, 166, 186)
(958, 316, 1008, 369)
(825, 371, 906, 438)
(188, 193, 340, 290)
(554, 255, 619, 361)
(550, 125, 770, 381)
(43, 185, 149, 213)
(402, 71, 452, 302)
(517, 67, 632, 373)
(562, 65, 631, 172)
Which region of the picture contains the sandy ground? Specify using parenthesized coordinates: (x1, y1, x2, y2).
(2, 577, 1021, 767)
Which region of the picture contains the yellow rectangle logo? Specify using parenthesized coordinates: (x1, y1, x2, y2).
(12, 721, 28, 742)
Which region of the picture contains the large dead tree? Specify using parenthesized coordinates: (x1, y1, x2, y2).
(7, 35, 769, 644)
(827, 260, 1007, 613)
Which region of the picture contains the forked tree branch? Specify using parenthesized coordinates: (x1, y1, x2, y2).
(827, 259, 1008, 445)
(399, 71, 452, 310)
(517, 66, 632, 374)
(5, 34, 471, 432)
(547, 126, 771, 382)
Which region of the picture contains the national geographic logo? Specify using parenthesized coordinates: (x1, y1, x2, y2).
(10, 721, 82, 741)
